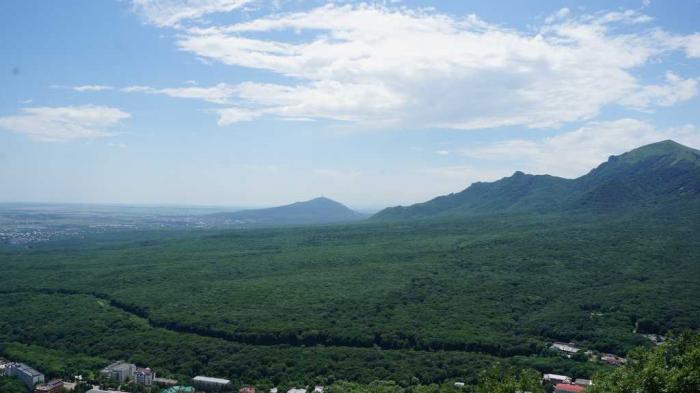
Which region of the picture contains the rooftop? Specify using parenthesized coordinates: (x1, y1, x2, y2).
(14, 362, 43, 377)
(193, 376, 231, 385)
(554, 384, 585, 393)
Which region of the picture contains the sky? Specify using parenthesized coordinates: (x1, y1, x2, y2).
(1, 0, 700, 209)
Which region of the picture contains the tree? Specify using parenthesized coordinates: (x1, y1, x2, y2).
(473, 365, 544, 393)
(588, 331, 700, 393)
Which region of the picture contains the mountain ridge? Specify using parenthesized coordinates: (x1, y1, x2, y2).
(373, 140, 700, 220)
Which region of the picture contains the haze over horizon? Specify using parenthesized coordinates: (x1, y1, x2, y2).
(2, 0, 700, 208)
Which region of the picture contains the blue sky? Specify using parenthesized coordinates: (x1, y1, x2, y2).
(1, 0, 699, 209)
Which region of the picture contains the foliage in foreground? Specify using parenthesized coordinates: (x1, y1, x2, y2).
(0, 376, 26, 393)
(588, 332, 700, 393)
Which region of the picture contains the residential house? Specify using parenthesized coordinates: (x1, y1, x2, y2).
(240, 387, 256, 393)
(313, 386, 324, 393)
(100, 361, 135, 383)
(553, 384, 585, 393)
(35, 379, 64, 393)
(287, 389, 307, 393)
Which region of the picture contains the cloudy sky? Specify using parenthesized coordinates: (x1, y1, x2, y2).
(1, 0, 699, 209)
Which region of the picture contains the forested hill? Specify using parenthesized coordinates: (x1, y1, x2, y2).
(206, 196, 366, 226)
(373, 140, 700, 220)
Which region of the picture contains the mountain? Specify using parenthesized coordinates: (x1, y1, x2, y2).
(206, 197, 366, 226)
(374, 140, 700, 220)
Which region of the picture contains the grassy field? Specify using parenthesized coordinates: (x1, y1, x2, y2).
(1, 207, 698, 387)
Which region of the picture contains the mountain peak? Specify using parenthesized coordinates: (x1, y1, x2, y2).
(208, 197, 364, 226)
(616, 140, 700, 165)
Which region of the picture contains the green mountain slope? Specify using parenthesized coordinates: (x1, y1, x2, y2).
(207, 196, 365, 226)
(374, 140, 700, 220)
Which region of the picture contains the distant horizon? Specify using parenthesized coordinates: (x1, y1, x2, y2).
(1, 137, 698, 210)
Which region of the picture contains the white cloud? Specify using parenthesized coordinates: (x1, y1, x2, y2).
(170, 4, 699, 129)
(620, 72, 698, 109)
(685, 33, 700, 58)
(434, 150, 450, 155)
(215, 107, 263, 125)
(463, 119, 700, 178)
(131, 0, 252, 28)
(122, 83, 237, 103)
(73, 85, 113, 92)
(0, 105, 130, 142)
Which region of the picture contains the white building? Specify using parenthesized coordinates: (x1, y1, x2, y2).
(193, 376, 231, 391)
(550, 342, 580, 354)
(134, 367, 155, 385)
(7, 362, 45, 388)
(543, 374, 572, 385)
(100, 361, 135, 383)
(287, 389, 307, 393)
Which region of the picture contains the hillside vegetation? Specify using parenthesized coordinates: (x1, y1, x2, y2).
(374, 140, 700, 220)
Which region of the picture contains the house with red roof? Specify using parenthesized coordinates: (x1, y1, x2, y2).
(554, 383, 586, 393)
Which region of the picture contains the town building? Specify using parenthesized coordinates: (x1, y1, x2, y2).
(193, 376, 231, 391)
(287, 389, 307, 393)
(544, 374, 572, 385)
(553, 383, 585, 393)
(100, 361, 135, 383)
(134, 367, 155, 385)
(0, 358, 10, 376)
(35, 379, 64, 393)
(600, 353, 627, 366)
(240, 387, 256, 393)
(313, 386, 324, 393)
(7, 362, 45, 389)
(574, 379, 593, 387)
(550, 342, 580, 355)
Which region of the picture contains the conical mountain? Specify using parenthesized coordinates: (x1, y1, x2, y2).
(209, 197, 365, 226)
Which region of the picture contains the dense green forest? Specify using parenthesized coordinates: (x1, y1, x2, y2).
(1, 204, 699, 388)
